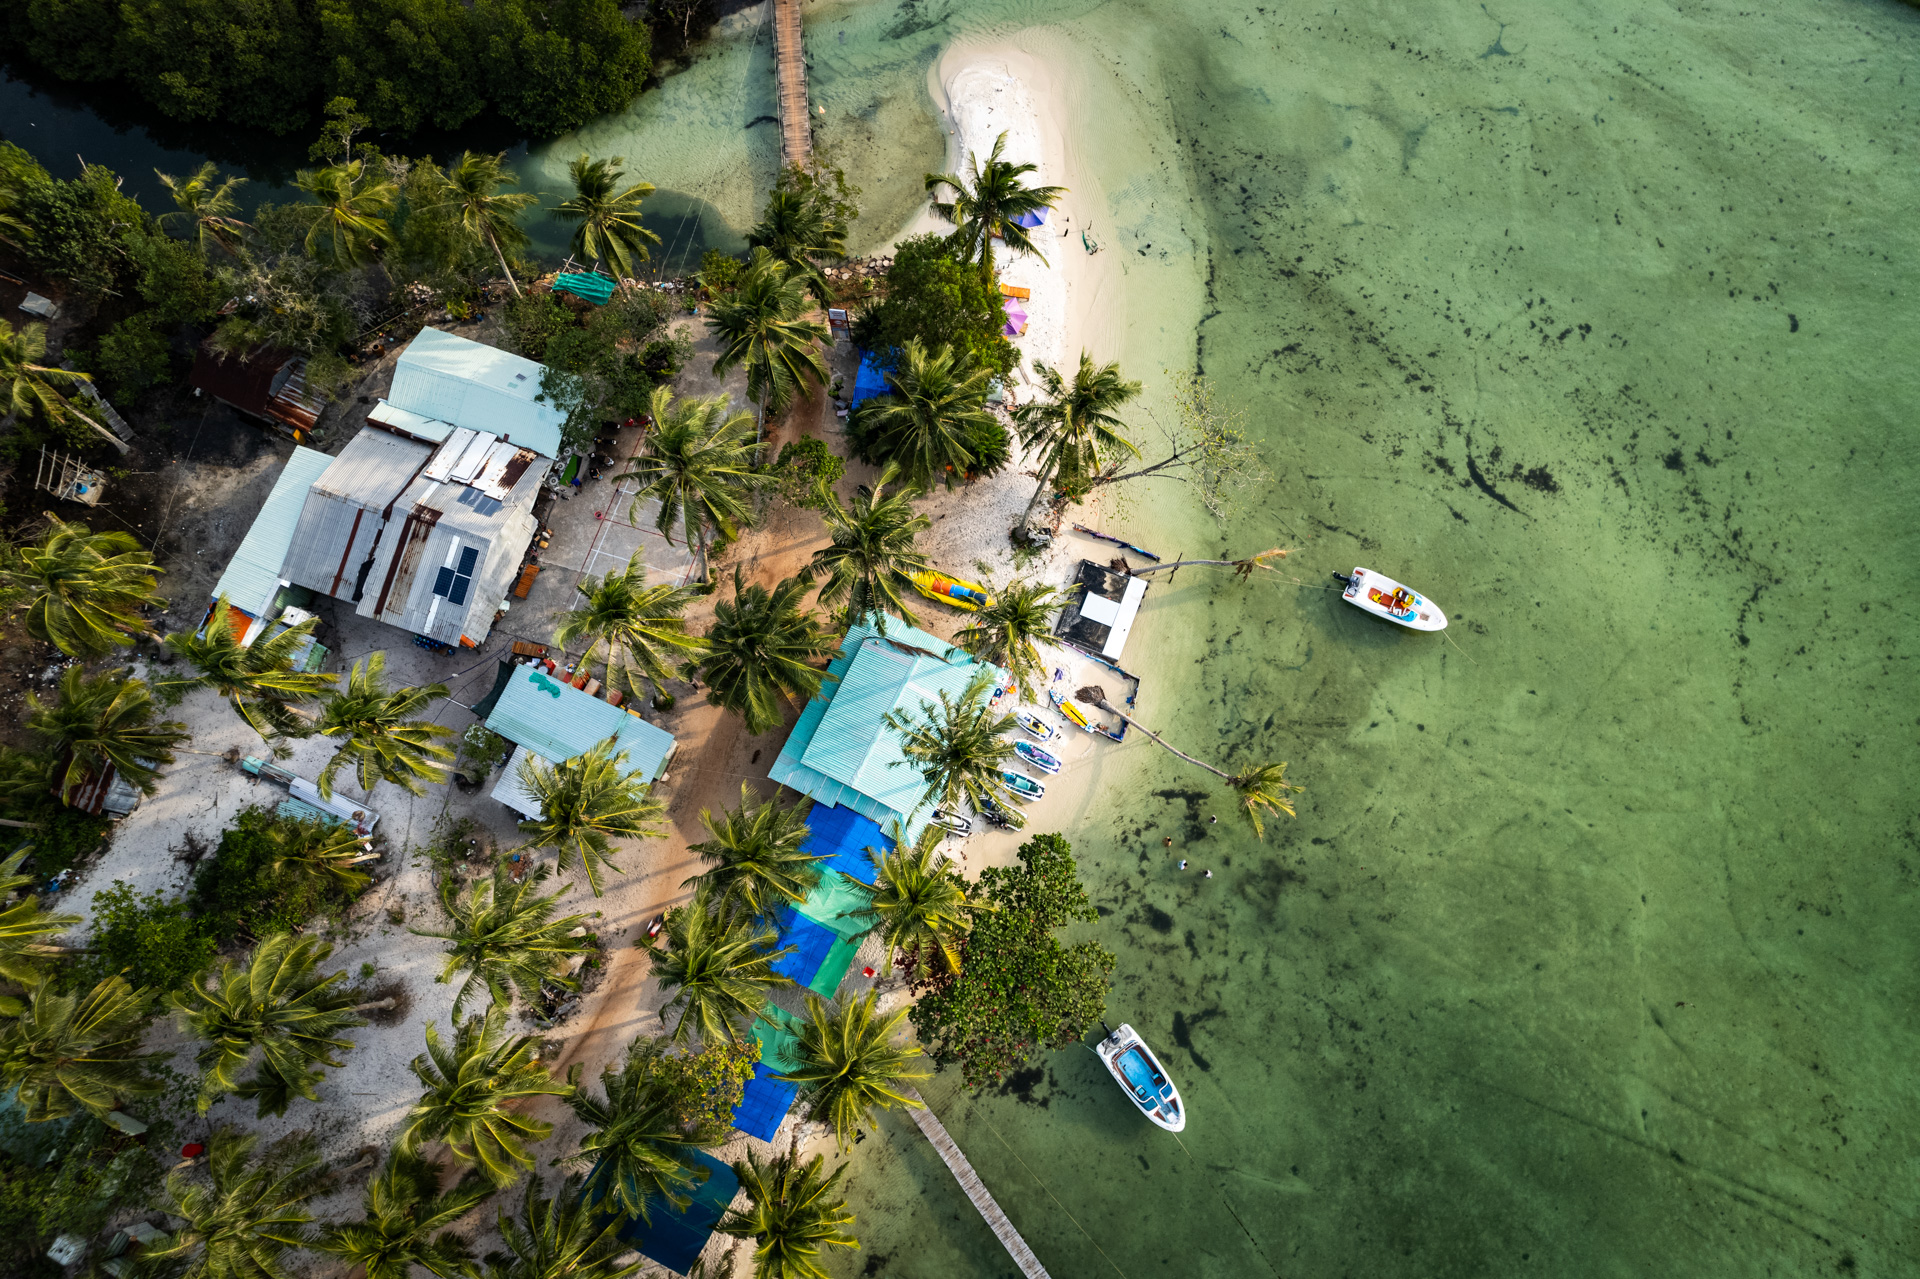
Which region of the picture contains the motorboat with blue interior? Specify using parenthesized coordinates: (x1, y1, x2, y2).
(1095, 1022, 1185, 1132)
(1000, 770, 1046, 802)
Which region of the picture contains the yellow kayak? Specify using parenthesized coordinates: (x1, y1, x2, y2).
(908, 569, 993, 612)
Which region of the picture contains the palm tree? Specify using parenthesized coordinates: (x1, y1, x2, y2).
(486, 1174, 643, 1279)
(400, 1006, 572, 1187)
(881, 670, 1020, 819)
(782, 992, 929, 1151)
(1014, 351, 1141, 531)
(706, 247, 829, 421)
(162, 598, 336, 743)
(716, 1148, 858, 1279)
(0, 846, 82, 1009)
(1074, 687, 1304, 836)
(6, 514, 163, 656)
(925, 129, 1067, 282)
(511, 739, 667, 897)
(0, 322, 131, 452)
(845, 338, 1004, 490)
(294, 159, 398, 268)
(317, 1148, 489, 1279)
(0, 974, 158, 1121)
(550, 155, 660, 278)
(552, 553, 705, 702)
(566, 1039, 712, 1224)
(746, 187, 847, 301)
(643, 887, 794, 1044)
(438, 150, 540, 296)
(28, 667, 189, 804)
(697, 571, 839, 736)
(953, 579, 1060, 700)
(264, 817, 380, 895)
(686, 783, 822, 918)
(804, 461, 932, 626)
(314, 652, 455, 799)
(157, 161, 250, 257)
(143, 1127, 325, 1279)
(845, 830, 984, 977)
(171, 932, 366, 1117)
(619, 385, 763, 569)
(413, 862, 591, 1017)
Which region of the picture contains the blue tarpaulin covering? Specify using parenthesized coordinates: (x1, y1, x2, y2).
(769, 906, 838, 987)
(801, 803, 889, 885)
(850, 352, 890, 408)
(611, 1148, 738, 1274)
(731, 1062, 801, 1141)
(1012, 208, 1048, 228)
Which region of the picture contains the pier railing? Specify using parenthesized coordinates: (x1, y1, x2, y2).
(772, 0, 811, 169)
(904, 1088, 1052, 1278)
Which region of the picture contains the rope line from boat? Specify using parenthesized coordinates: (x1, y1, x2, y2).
(1133, 1070, 1282, 1278)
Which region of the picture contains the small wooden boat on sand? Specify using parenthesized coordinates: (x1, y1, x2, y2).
(1013, 740, 1061, 774)
(1096, 1023, 1185, 1132)
(1000, 770, 1046, 802)
(908, 569, 993, 612)
(1334, 567, 1447, 631)
(1015, 710, 1058, 741)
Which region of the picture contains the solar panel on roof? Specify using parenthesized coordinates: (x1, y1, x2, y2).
(434, 566, 456, 595)
(457, 546, 479, 574)
(447, 576, 469, 606)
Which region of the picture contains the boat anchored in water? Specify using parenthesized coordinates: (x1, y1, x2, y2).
(1334, 567, 1447, 631)
(1013, 740, 1062, 774)
(1095, 1023, 1185, 1132)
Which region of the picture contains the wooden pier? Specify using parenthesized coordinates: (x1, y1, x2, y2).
(905, 1090, 1052, 1279)
(772, 0, 812, 168)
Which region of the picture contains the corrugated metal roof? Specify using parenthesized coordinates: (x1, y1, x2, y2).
(367, 399, 454, 443)
(484, 664, 676, 782)
(388, 327, 564, 459)
(281, 431, 432, 600)
(212, 446, 334, 616)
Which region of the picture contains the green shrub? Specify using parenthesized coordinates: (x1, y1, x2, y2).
(0, 1109, 164, 1275)
(768, 436, 846, 508)
(699, 249, 744, 294)
(1, 791, 110, 880)
(188, 806, 358, 940)
(81, 881, 216, 996)
(851, 233, 1018, 381)
(90, 318, 173, 402)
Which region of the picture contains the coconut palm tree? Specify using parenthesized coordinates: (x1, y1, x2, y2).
(643, 887, 795, 1045)
(925, 129, 1067, 282)
(486, 1173, 643, 1279)
(162, 598, 337, 743)
(294, 159, 398, 268)
(264, 817, 380, 895)
(706, 247, 830, 420)
(953, 579, 1060, 700)
(28, 667, 189, 804)
(400, 1006, 572, 1187)
(685, 783, 822, 918)
(566, 1040, 712, 1224)
(746, 186, 847, 301)
(6, 514, 164, 656)
(0, 846, 82, 1010)
(437, 150, 540, 296)
(552, 553, 705, 703)
(550, 155, 660, 278)
(0, 322, 130, 452)
(697, 571, 839, 736)
(716, 1148, 858, 1279)
(1014, 351, 1141, 531)
(171, 932, 367, 1117)
(845, 830, 984, 977)
(1074, 687, 1303, 836)
(511, 739, 667, 897)
(157, 161, 250, 257)
(0, 974, 159, 1121)
(803, 461, 932, 627)
(413, 862, 592, 1017)
(882, 670, 1020, 819)
(845, 338, 1004, 490)
(143, 1127, 325, 1279)
(317, 1148, 489, 1279)
(618, 385, 763, 569)
(782, 992, 929, 1151)
(314, 653, 455, 800)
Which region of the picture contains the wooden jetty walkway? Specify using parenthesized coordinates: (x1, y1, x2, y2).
(771, 0, 812, 168)
(905, 1090, 1052, 1279)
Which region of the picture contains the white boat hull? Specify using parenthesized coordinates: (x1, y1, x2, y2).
(1096, 1024, 1185, 1132)
(1340, 567, 1447, 631)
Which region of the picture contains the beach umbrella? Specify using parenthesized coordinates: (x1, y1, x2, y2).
(1001, 302, 1028, 337)
(1012, 209, 1048, 229)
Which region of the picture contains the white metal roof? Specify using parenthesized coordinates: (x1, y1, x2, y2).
(387, 327, 564, 458)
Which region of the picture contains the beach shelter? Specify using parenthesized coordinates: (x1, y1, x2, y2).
(1001, 298, 1029, 337)
(801, 803, 889, 885)
(608, 1148, 739, 1273)
(1012, 208, 1048, 228)
(731, 1002, 806, 1140)
(849, 352, 891, 408)
(551, 272, 616, 305)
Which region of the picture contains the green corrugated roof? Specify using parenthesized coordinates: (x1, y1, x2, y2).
(485, 665, 676, 781)
(212, 446, 334, 617)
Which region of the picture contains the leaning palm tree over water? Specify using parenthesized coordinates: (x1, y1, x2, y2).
(846, 830, 984, 977)
(6, 514, 163, 656)
(489, 1173, 644, 1279)
(566, 1040, 712, 1225)
(553, 553, 705, 703)
(925, 129, 1067, 283)
(716, 1148, 858, 1279)
(0, 322, 128, 452)
(783, 992, 928, 1152)
(314, 652, 455, 799)
(846, 338, 1003, 491)
(643, 886, 795, 1045)
(437, 150, 540, 296)
(0, 846, 82, 1007)
(697, 571, 839, 736)
(512, 738, 667, 896)
(551, 155, 660, 278)
(143, 1127, 326, 1279)
(0, 973, 159, 1121)
(953, 579, 1060, 701)
(883, 670, 1021, 820)
(157, 161, 250, 257)
(804, 461, 932, 627)
(294, 159, 398, 268)
(706, 247, 830, 420)
(400, 1006, 572, 1187)
(29, 667, 189, 803)
(686, 783, 822, 918)
(1014, 350, 1141, 532)
(317, 1148, 488, 1279)
(747, 186, 848, 301)
(163, 597, 336, 744)
(415, 861, 592, 1017)
(619, 386, 763, 570)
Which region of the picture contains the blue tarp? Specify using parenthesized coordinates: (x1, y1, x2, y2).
(850, 352, 890, 408)
(551, 272, 616, 304)
(801, 803, 889, 885)
(769, 906, 838, 988)
(612, 1148, 738, 1274)
(731, 1062, 800, 1141)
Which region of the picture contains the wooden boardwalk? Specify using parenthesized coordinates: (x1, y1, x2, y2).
(905, 1090, 1052, 1279)
(772, 0, 811, 168)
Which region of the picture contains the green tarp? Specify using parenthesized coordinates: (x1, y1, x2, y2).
(552, 272, 616, 304)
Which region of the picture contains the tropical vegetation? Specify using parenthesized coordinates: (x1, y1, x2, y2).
(850, 233, 1016, 381)
(882, 671, 1022, 820)
(845, 338, 1008, 489)
(28, 667, 189, 804)
(698, 572, 840, 736)
(925, 129, 1067, 282)
(706, 247, 831, 418)
(0, 974, 158, 1122)
(436, 150, 540, 295)
(953, 579, 1061, 700)
(0, 321, 127, 451)
(399, 1006, 573, 1186)
(414, 862, 593, 1017)
(553, 554, 705, 702)
(162, 597, 336, 743)
(0, 846, 81, 1007)
(716, 1148, 859, 1279)
(316, 1148, 489, 1279)
(552, 155, 660, 278)
(5, 516, 165, 657)
(746, 167, 852, 300)
(143, 1128, 327, 1279)
(643, 887, 795, 1044)
(511, 739, 666, 896)
(619, 386, 764, 565)
(782, 992, 929, 1150)
(566, 1038, 713, 1223)
(1074, 687, 1303, 835)
(1014, 351, 1142, 528)
(804, 461, 932, 627)
(686, 784, 823, 918)
(157, 162, 250, 257)
(846, 831, 985, 978)
(314, 653, 456, 799)
(488, 1173, 646, 1279)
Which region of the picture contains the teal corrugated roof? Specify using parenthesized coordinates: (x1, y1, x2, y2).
(212, 446, 334, 617)
(484, 665, 676, 781)
(388, 327, 565, 459)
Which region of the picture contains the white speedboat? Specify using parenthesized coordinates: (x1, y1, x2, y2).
(1335, 567, 1447, 631)
(1013, 741, 1062, 774)
(1095, 1023, 1185, 1132)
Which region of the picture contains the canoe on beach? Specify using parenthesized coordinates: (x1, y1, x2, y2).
(1015, 710, 1058, 741)
(1013, 740, 1062, 774)
(908, 569, 993, 612)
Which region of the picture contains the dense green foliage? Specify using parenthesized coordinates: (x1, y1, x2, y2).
(513, 287, 687, 455)
(80, 880, 218, 995)
(0, 1109, 165, 1275)
(766, 437, 846, 508)
(907, 833, 1115, 1088)
(844, 338, 1008, 489)
(3, 0, 653, 140)
(850, 233, 1017, 381)
(188, 806, 370, 941)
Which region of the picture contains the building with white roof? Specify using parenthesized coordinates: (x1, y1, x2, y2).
(367, 326, 567, 459)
